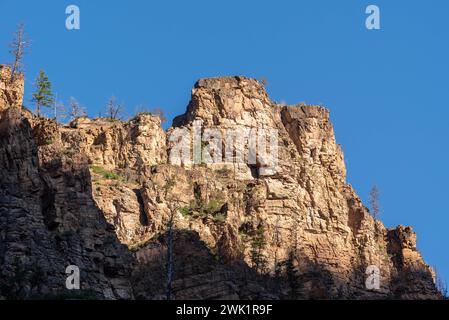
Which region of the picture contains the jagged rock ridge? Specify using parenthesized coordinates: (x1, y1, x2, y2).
(0, 71, 441, 299)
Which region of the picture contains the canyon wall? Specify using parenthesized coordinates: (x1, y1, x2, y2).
(0, 73, 441, 299)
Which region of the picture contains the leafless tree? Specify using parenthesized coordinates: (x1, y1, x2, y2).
(166, 203, 175, 300)
(273, 215, 282, 274)
(272, 215, 283, 295)
(9, 24, 29, 84)
(106, 96, 124, 120)
(53, 99, 66, 122)
(370, 185, 380, 220)
(163, 176, 178, 300)
(152, 107, 167, 123)
(434, 266, 448, 299)
(68, 97, 87, 120)
(134, 104, 151, 115)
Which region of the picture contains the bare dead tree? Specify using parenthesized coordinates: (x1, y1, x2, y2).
(434, 265, 448, 299)
(152, 107, 167, 123)
(134, 104, 151, 115)
(273, 215, 282, 275)
(53, 99, 66, 122)
(163, 176, 177, 300)
(370, 185, 380, 220)
(166, 203, 175, 300)
(272, 215, 282, 295)
(68, 97, 87, 120)
(9, 24, 29, 84)
(106, 96, 124, 120)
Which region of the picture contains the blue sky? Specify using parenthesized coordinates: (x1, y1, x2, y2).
(1, 0, 448, 288)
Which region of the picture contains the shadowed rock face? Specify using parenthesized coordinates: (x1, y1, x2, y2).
(0, 108, 134, 299)
(0, 74, 441, 299)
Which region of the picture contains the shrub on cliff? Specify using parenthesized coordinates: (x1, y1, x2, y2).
(250, 225, 268, 274)
(90, 165, 121, 181)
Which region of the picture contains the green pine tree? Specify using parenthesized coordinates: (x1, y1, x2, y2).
(250, 225, 268, 274)
(31, 70, 54, 117)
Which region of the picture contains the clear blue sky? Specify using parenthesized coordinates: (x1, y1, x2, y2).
(1, 0, 448, 287)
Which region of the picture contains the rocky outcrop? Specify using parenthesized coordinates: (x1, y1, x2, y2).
(64, 115, 166, 172)
(0, 65, 24, 111)
(0, 74, 441, 300)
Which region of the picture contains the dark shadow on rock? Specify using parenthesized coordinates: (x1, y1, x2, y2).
(131, 229, 282, 300)
(130, 229, 370, 300)
(133, 188, 148, 226)
(0, 109, 135, 300)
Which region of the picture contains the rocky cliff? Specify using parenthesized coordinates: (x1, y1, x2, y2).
(0, 73, 441, 300)
(0, 65, 24, 111)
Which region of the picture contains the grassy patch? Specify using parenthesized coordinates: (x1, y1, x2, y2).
(90, 165, 122, 181)
(213, 212, 227, 222)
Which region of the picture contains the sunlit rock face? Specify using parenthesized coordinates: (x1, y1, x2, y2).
(0, 74, 441, 300)
(0, 64, 24, 111)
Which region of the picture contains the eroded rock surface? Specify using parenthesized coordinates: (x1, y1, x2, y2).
(0, 65, 24, 111)
(0, 74, 441, 299)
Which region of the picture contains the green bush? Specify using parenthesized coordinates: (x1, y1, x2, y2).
(137, 111, 152, 116)
(213, 213, 226, 222)
(180, 198, 226, 221)
(179, 206, 191, 217)
(206, 199, 223, 213)
(90, 165, 121, 181)
(250, 225, 268, 274)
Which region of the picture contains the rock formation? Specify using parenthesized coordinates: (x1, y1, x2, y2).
(0, 65, 24, 111)
(0, 73, 441, 300)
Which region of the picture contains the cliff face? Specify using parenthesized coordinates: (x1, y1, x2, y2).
(0, 108, 134, 299)
(0, 74, 440, 299)
(0, 65, 24, 111)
